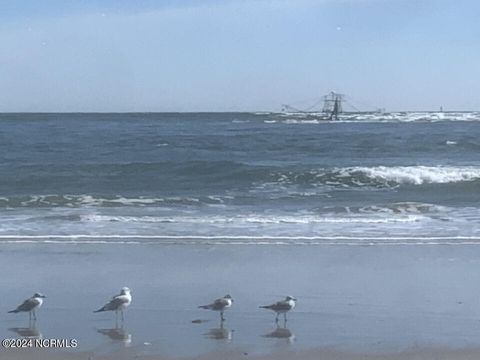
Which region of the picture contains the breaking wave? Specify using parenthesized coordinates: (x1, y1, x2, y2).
(270, 165, 480, 188)
(1, 166, 480, 209)
(274, 111, 480, 123)
(342, 166, 480, 185)
(79, 213, 422, 225)
(0, 194, 225, 208)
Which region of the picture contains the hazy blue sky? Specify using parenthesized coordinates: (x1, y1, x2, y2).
(0, 0, 479, 112)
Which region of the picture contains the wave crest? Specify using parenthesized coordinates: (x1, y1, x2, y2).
(271, 166, 480, 188)
(350, 166, 480, 185)
(0, 194, 224, 208)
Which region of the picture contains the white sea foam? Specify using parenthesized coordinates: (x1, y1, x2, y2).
(75, 195, 168, 206)
(357, 202, 448, 215)
(273, 111, 480, 123)
(347, 166, 480, 185)
(0, 194, 225, 208)
(2, 234, 480, 246)
(268, 166, 480, 190)
(80, 214, 422, 225)
(82, 215, 176, 223)
(283, 119, 321, 124)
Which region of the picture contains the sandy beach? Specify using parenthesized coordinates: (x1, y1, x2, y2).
(4, 347, 480, 360)
(2, 242, 480, 359)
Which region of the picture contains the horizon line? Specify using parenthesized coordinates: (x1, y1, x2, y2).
(0, 110, 478, 114)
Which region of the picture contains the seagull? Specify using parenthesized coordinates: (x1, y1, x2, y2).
(8, 293, 46, 321)
(94, 287, 132, 321)
(198, 294, 233, 321)
(260, 296, 297, 323)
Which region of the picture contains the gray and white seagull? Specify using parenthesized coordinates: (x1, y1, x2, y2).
(198, 294, 233, 321)
(8, 293, 46, 321)
(94, 287, 132, 321)
(260, 296, 297, 323)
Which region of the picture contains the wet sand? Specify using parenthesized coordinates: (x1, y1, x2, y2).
(1, 242, 480, 359)
(3, 347, 480, 360)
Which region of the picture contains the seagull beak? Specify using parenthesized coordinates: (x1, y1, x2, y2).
(42, 295, 47, 298)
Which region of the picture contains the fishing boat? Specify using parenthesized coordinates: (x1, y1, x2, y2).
(281, 91, 383, 120)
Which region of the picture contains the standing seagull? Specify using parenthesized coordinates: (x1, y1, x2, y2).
(8, 293, 46, 321)
(199, 294, 233, 321)
(260, 296, 297, 323)
(94, 287, 132, 322)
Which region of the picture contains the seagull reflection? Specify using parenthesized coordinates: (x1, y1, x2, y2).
(97, 325, 132, 346)
(9, 321, 42, 339)
(263, 324, 295, 343)
(204, 320, 233, 341)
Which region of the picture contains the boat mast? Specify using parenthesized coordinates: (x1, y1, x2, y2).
(323, 91, 344, 120)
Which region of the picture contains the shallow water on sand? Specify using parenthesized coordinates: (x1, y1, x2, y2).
(1, 243, 480, 357)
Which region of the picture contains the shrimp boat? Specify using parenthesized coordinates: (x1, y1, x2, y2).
(281, 91, 344, 120)
(281, 91, 383, 120)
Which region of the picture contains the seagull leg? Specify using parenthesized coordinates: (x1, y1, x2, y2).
(121, 310, 125, 323)
(29, 311, 32, 322)
(275, 314, 279, 323)
(33, 309, 37, 321)
(220, 311, 225, 322)
(284, 313, 287, 324)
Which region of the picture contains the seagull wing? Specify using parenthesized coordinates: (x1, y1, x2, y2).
(199, 298, 228, 310)
(16, 298, 40, 312)
(273, 300, 293, 311)
(261, 300, 292, 311)
(96, 294, 129, 312)
(211, 298, 229, 310)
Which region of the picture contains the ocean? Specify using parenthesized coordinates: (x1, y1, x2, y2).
(2, 112, 480, 358)
(1, 111, 480, 245)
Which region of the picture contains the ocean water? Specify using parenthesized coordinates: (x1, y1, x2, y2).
(1, 112, 480, 245)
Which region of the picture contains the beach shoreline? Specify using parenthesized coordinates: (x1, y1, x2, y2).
(1, 242, 480, 358)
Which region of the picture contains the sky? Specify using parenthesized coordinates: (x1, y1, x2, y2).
(0, 0, 479, 112)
